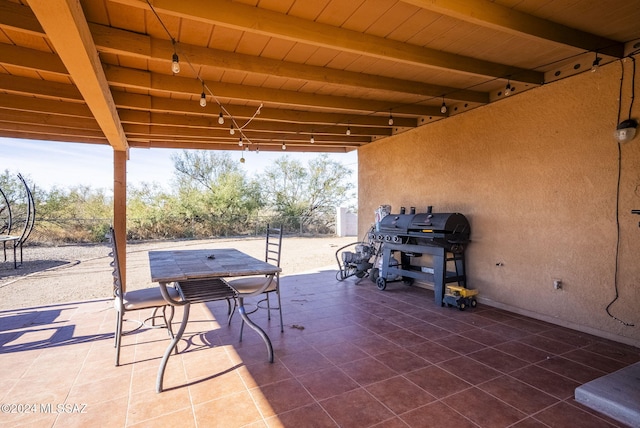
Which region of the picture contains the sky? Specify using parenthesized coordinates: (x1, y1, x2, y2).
(0, 137, 358, 192)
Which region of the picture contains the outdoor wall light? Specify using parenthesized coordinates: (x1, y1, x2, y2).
(615, 119, 638, 143)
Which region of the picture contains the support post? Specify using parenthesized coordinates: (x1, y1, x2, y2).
(114, 149, 127, 291)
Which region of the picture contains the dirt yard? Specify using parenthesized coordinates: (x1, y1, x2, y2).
(0, 235, 360, 311)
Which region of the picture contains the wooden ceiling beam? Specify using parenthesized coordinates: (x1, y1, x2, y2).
(0, 4, 488, 104)
(113, 0, 543, 84)
(124, 126, 371, 144)
(0, 44, 67, 75)
(112, 92, 418, 128)
(0, 74, 83, 101)
(27, 0, 128, 151)
(0, 93, 93, 118)
(117, 110, 392, 137)
(104, 65, 441, 117)
(401, 0, 625, 58)
(128, 140, 353, 153)
(0, 108, 100, 130)
(0, 130, 107, 145)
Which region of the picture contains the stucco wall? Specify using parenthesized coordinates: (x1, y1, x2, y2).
(358, 61, 640, 346)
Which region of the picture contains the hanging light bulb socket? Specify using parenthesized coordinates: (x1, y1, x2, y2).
(171, 52, 180, 74)
(310, 134, 315, 144)
(230, 123, 235, 135)
(218, 112, 224, 124)
(282, 142, 286, 150)
(504, 80, 512, 96)
(238, 137, 243, 146)
(346, 125, 351, 136)
(591, 52, 601, 72)
(440, 97, 447, 114)
(388, 110, 394, 126)
(200, 91, 207, 107)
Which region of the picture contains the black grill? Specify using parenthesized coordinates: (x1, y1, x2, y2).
(374, 211, 470, 253)
(373, 208, 471, 307)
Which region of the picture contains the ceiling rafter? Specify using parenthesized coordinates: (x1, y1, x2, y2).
(27, 0, 128, 152)
(401, 0, 625, 58)
(111, 0, 544, 84)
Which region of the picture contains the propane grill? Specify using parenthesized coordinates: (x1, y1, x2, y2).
(373, 207, 471, 307)
(374, 211, 470, 253)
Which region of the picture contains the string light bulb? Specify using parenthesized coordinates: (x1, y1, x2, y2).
(230, 123, 235, 135)
(388, 111, 394, 126)
(171, 52, 180, 74)
(504, 80, 512, 96)
(200, 91, 207, 107)
(218, 112, 224, 124)
(310, 134, 315, 144)
(240, 154, 245, 164)
(282, 142, 286, 150)
(238, 136, 243, 146)
(591, 52, 601, 72)
(440, 97, 447, 114)
(346, 125, 351, 136)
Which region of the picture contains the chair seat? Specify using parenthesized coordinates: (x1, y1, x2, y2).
(116, 287, 180, 311)
(227, 276, 277, 294)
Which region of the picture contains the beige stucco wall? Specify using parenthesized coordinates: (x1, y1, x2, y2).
(358, 61, 640, 347)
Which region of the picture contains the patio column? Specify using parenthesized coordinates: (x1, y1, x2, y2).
(114, 149, 127, 291)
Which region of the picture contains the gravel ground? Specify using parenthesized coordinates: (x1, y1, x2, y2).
(0, 235, 360, 310)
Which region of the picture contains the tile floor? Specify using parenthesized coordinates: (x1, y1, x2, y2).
(1, 268, 639, 428)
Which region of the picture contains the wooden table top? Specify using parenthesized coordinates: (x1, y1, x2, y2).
(149, 248, 281, 283)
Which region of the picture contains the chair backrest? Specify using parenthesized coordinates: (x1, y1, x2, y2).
(15, 174, 36, 246)
(109, 227, 125, 310)
(265, 224, 283, 267)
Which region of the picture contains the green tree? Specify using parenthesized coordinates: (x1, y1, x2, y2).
(259, 154, 354, 231)
(171, 150, 263, 234)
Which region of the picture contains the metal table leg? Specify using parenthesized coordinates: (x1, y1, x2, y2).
(156, 302, 190, 393)
(238, 296, 274, 363)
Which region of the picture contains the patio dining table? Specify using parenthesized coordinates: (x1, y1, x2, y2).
(149, 248, 281, 392)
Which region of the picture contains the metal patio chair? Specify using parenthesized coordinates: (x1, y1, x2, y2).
(110, 227, 179, 366)
(227, 224, 283, 338)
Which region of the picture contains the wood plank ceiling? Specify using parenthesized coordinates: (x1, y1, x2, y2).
(1, 0, 639, 154)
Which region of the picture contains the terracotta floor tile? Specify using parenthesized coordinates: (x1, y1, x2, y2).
(279, 348, 333, 376)
(443, 387, 526, 427)
(404, 365, 472, 398)
(250, 378, 315, 417)
(2, 272, 639, 428)
(318, 341, 369, 365)
(477, 375, 558, 415)
(535, 355, 606, 384)
(373, 348, 431, 374)
(365, 375, 436, 414)
(494, 341, 552, 363)
(533, 401, 620, 428)
(193, 390, 263, 428)
(297, 366, 359, 400)
(437, 356, 502, 385)
(406, 340, 461, 363)
(400, 401, 477, 428)
(467, 348, 530, 373)
(437, 334, 487, 355)
(340, 356, 397, 386)
(319, 388, 395, 428)
(265, 403, 338, 428)
(510, 365, 580, 400)
(560, 348, 628, 374)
